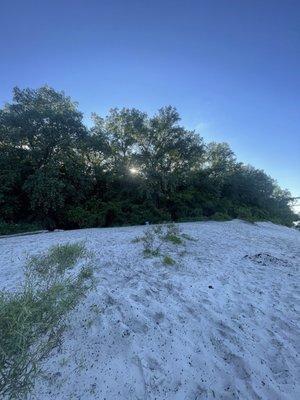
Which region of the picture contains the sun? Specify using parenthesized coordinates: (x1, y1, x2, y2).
(129, 167, 138, 175)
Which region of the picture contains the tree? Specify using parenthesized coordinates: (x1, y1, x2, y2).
(0, 86, 89, 228)
(0, 86, 297, 231)
(137, 106, 204, 205)
(90, 108, 147, 175)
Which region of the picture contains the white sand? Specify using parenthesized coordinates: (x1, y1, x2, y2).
(0, 220, 299, 399)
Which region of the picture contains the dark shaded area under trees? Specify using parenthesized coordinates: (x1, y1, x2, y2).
(0, 86, 298, 234)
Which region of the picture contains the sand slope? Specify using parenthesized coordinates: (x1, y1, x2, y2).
(0, 220, 299, 399)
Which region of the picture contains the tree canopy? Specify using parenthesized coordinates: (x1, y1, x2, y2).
(0, 86, 298, 233)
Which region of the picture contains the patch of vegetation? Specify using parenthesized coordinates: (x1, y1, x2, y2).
(0, 243, 94, 399)
(135, 225, 163, 257)
(164, 234, 182, 244)
(1, 86, 298, 230)
(26, 242, 87, 282)
(134, 223, 191, 267)
(136, 223, 184, 258)
(210, 212, 231, 221)
(162, 255, 176, 266)
(0, 221, 42, 236)
(163, 223, 183, 244)
(143, 248, 161, 258)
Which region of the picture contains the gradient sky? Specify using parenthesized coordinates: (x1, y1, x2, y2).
(1, 0, 299, 203)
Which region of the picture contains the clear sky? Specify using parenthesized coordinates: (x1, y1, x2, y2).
(1, 0, 299, 202)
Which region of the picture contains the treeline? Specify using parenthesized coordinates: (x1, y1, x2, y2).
(0, 86, 297, 234)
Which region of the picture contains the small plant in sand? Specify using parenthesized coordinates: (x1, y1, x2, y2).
(163, 223, 183, 244)
(0, 242, 94, 400)
(162, 255, 176, 266)
(140, 225, 164, 257)
(134, 223, 192, 264)
(26, 242, 89, 288)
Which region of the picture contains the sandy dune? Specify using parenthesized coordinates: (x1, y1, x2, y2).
(0, 220, 299, 399)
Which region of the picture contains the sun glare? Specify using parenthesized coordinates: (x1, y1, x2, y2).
(129, 167, 138, 175)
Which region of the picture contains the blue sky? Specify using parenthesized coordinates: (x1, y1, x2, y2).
(1, 0, 299, 200)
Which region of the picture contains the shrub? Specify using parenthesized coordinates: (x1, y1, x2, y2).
(0, 243, 94, 399)
(126, 205, 172, 226)
(66, 206, 105, 229)
(163, 223, 183, 244)
(211, 212, 231, 221)
(234, 206, 255, 222)
(134, 223, 189, 264)
(102, 202, 123, 226)
(177, 216, 205, 223)
(162, 255, 176, 266)
(139, 225, 163, 257)
(0, 221, 42, 236)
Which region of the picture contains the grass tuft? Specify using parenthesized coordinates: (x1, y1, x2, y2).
(0, 242, 93, 399)
(162, 255, 176, 266)
(27, 242, 87, 277)
(134, 223, 193, 267)
(164, 233, 183, 245)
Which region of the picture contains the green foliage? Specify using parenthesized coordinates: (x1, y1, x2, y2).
(163, 223, 183, 244)
(139, 226, 163, 257)
(126, 205, 171, 226)
(23, 168, 66, 217)
(136, 223, 186, 260)
(162, 255, 176, 266)
(164, 234, 183, 244)
(0, 243, 93, 399)
(66, 206, 105, 229)
(211, 212, 231, 221)
(26, 242, 87, 280)
(0, 86, 90, 230)
(0, 221, 42, 236)
(234, 206, 255, 222)
(134, 223, 192, 267)
(0, 85, 298, 232)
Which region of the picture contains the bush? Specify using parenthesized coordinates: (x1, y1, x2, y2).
(163, 223, 183, 244)
(210, 212, 231, 221)
(140, 225, 163, 257)
(177, 216, 205, 223)
(234, 206, 255, 222)
(0, 221, 42, 236)
(134, 223, 188, 263)
(0, 243, 94, 399)
(126, 205, 171, 226)
(66, 206, 105, 229)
